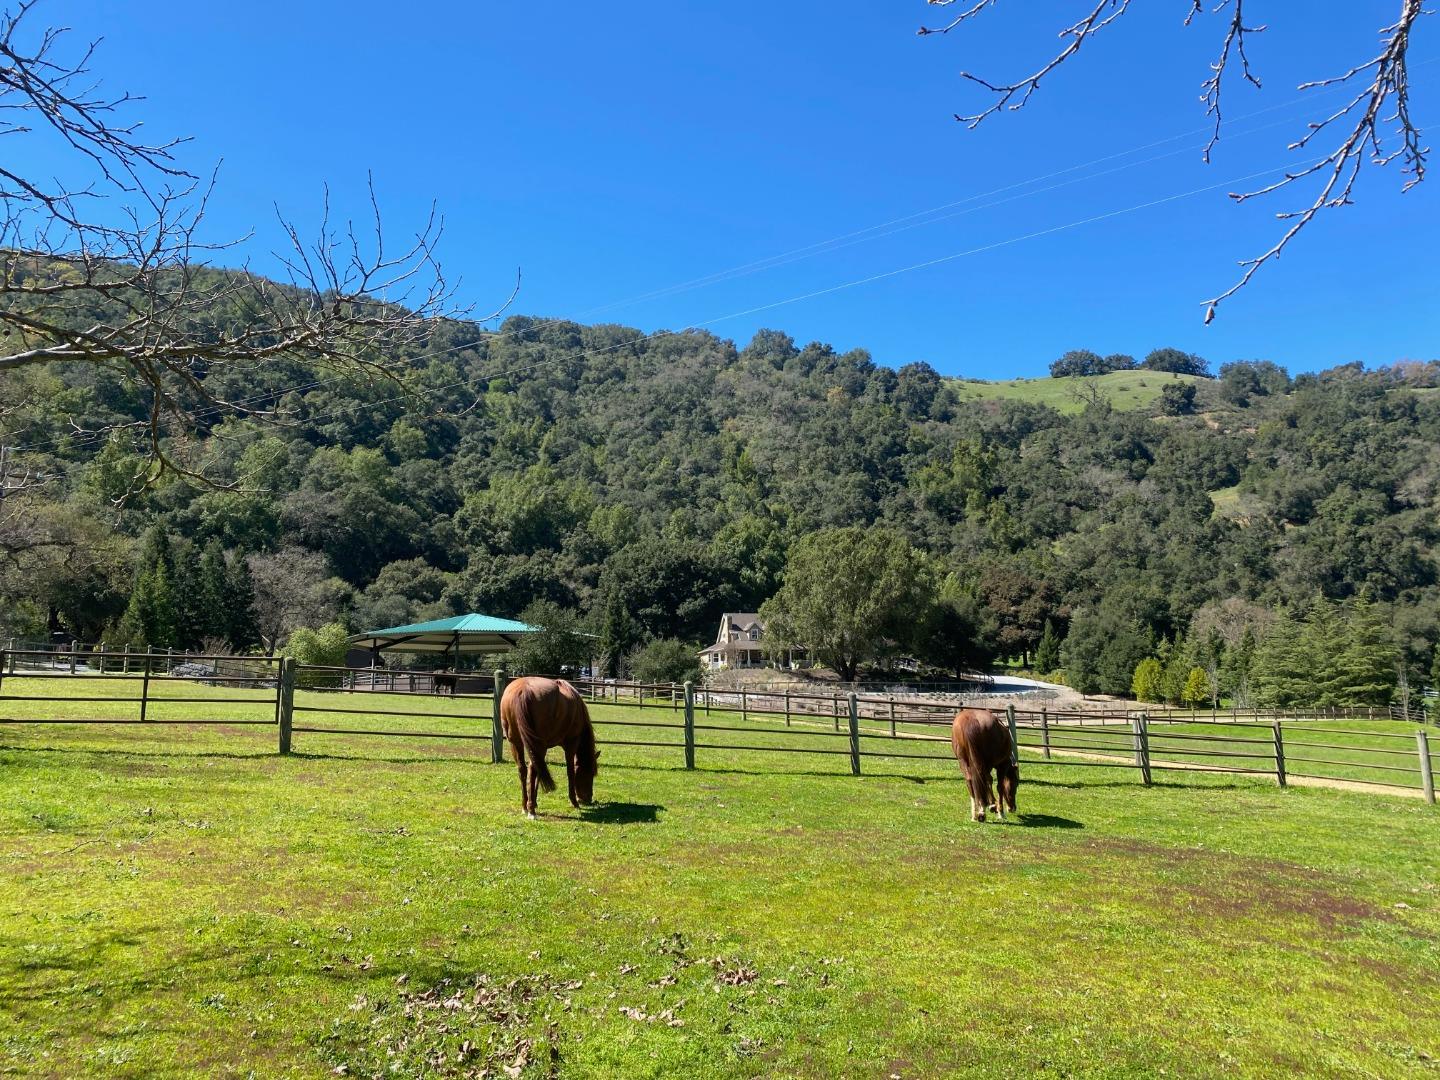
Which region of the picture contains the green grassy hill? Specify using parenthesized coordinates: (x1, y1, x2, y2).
(951, 369, 1208, 413)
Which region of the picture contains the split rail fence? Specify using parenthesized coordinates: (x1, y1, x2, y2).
(1, 650, 1435, 803)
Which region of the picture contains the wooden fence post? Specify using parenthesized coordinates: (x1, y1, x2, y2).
(1133, 713, 1152, 786)
(140, 657, 152, 723)
(491, 669, 507, 764)
(1418, 730, 1435, 805)
(784, 690, 790, 727)
(277, 657, 295, 755)
(889, 699, 897, 738)
(1272, 721, 1287, 788)
(69, 646, 77, 675)
(741, 689, 747, 724)
(847, 693, 861, 776)
(833, 694, 840, 732)
(684, 681, 696, 770)
(1040, 708, 1051, 759)
(1005, 703, 1018, 767)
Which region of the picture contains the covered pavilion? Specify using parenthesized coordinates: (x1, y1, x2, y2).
(348, 613, 540, 668)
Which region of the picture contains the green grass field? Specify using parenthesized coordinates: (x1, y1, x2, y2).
(2, 676, 1439, 1077)
(949, 371, 1206, 414)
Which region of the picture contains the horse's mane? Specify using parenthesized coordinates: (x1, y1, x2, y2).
(575, 703, 598, 774)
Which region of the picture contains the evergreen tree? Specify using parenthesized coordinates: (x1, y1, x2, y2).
(199, 541, 230, 631)
(596, 589, 636, 679)
(171, 541, 207, 649)
(1329, 599, 1397, 705)
(223, 555, 262, 652)
(1301, 600, 1348, 706)
(1197, 627, 1225, 708)
(1222, 625, 1258, 708)
(122, 562, 177, 649)
(1252, 612, 1311, 707)
(1034, 618, 1061, 676)
(138, 525, 175, 577)
(1432, 642, 1440, 693)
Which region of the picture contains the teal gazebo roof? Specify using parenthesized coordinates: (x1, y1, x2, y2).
(349, 613, 540, 654)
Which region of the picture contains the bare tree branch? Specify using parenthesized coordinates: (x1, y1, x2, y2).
(0, 2, 515, 488)
(917, 0, 1431, 320)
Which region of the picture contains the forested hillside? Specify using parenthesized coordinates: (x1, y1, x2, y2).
(4, 300, 1440, 703)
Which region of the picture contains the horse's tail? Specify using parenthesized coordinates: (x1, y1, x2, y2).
(531, 754, 556, 793)
(502, 685, 557, 792)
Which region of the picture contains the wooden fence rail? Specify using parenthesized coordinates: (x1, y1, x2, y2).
(1, 655, 1435, 805)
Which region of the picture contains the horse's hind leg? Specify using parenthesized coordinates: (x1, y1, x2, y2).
(525, 759, 540, 820)
(564, 743, 579, 809)
(513, 744, 533, 818)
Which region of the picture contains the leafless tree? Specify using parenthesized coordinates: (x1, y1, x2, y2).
(919, 1, 1429, 320)
(0, 1, 516, 488)
(246, 546, 351, 654)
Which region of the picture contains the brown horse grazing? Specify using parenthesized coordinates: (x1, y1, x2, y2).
(951, 708, 1019, 822)
(500, 677, 599, 818)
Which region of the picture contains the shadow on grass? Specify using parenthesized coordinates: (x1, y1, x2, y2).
(1021, 776, 1256, 792)
(0, 742, 273, 762)
(1014, 813, 1084, 829)
(580, 801, 665, 825)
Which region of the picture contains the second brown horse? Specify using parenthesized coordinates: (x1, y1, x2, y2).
(951, 708, 1019, 822)
(500, 677, 599, 818)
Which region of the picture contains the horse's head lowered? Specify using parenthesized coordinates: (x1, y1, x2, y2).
(996, 762, 1020, 814)
(572, 744, 599, 806)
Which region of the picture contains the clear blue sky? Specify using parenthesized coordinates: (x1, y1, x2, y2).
(34, 1, 1440, 377)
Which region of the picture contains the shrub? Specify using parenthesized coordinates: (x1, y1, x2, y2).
(629, 638, 702, 686)
(283, 622, 350, 687)
(1132, 658, 1164, 703)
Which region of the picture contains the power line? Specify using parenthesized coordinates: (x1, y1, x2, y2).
(16, 154, 1314, 489)
(12, 59, 1436, 461)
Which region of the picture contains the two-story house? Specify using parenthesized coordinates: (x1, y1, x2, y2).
(698, 612, 766, 671)
(699, 613, 807, 672)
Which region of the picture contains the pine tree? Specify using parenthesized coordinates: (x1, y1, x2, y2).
(1329, 599, 1397, 706)
(1301, 600, 1348, 706)
(1198, 627, 1225, 707)
(596, 590, 635, 679)
(1252, 612, 1311, 707)
(223, 555, 262, 652)
(1034, 618, 1060, 676)
(1222, 625, 1258, 708)
(138, 525, 175, 577)
(171, 542, 206, 649)
(123, 562, 177, 649)
(199, 541, 229, 625)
